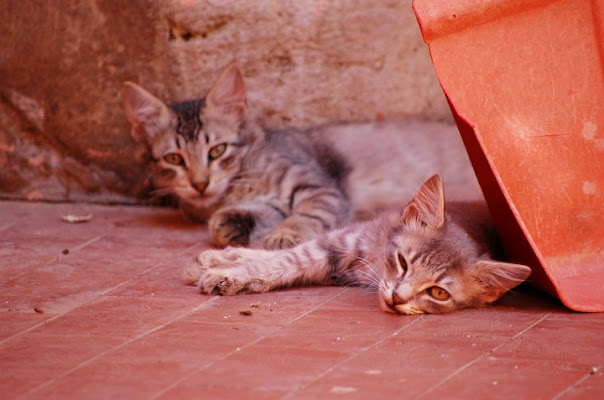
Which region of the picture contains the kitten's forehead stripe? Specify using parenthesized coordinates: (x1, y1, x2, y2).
(435, 272, 447, 283)
(423, 239, 443, 257)
(170, 99, 205, 142)
(410, 253, 422, 265)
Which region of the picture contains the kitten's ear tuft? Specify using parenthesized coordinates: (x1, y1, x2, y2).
(472, 260, 532, 303)
(206, 63, 247, 124)
(401, 173, 445, 230)
(122, 81, 172, 143)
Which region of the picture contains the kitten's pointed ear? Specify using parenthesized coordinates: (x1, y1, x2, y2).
(122, 81, 172, 143)
(472, 260, 532, 303)
(401, 174, 445, 230)
(205, 63, 247, 124)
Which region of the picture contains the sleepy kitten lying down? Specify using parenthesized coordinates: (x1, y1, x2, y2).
(185, 174, 531, 315)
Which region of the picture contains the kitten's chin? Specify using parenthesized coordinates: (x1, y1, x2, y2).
(381, 302, 398, 314)
(380, 301, 424, 315)
(396, 306, 425, 315)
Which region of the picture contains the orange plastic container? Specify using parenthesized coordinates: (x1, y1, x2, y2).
(413, 0, 604, 311)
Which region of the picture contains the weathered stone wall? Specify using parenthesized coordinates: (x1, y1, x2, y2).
(0, 0, 450, 203)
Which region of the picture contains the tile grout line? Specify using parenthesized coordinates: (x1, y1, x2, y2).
(150, 328, 279, 400)
(102, 241, 206, 298)
(552, 364, 603, 400)
(150, 287, 353, 399)
(287, 287, 351, 325)
(19, 295, 222, 399)
(68, 234, 105, 252)
(0, 260, 165, 348)
(281, 314, 427, 400)
(2, 241, 202, 347)
(3, 234, 104, 286)
(0, 221, 17, 232)
(1, 234, 107, 345)
(415, 312, 553, 399)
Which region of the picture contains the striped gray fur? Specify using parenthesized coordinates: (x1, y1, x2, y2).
(123, 63, 482, 250)
(170, 99, 205, 142)
(185, 174, 532, 315)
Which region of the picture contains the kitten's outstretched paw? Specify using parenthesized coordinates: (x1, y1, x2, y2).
(209, 211, 255, 248)
(184, 249, 240, 284)
(184, 259, 205, 284)
(198, 268, 253, 296)
(198, 272, 235, 295)
(263, 228, 303, 250)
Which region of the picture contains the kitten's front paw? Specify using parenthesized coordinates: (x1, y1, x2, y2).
(198, 268, 253, 296)
(184, 259, 206, 284)
(263, 227, 303, 250)
(209, 211, 256, 248)
(184, 249, 241, 284)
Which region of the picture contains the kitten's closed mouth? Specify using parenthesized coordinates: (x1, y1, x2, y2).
(380, 296, 399, 314)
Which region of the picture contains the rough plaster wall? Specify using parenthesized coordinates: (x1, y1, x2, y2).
(0, 0, 451, 203)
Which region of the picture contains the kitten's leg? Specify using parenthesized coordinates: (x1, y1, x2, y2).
(184, 247, 274, 283)
(208, 202, 285, 248)
(187, 222, 377, 295)
(189, 241, 333, 295)
(264, 186, 351, 249)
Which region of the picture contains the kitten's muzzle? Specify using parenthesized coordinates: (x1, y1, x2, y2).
(380, 294, 401, 313)
(193, 180, 209, 195)
(392, 292, 406, 307)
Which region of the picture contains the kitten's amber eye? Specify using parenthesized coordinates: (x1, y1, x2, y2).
(163, 153, 185, 166)
(397, 252, 408, 274)
(208, 144, 227, 160)
(427, 286, 450, 301)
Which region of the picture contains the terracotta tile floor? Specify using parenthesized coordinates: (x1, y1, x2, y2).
(1, 200, 603, 399)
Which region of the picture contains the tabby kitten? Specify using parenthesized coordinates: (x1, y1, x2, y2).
(185, 174, 531, 314)
(122, 63, 480, 250)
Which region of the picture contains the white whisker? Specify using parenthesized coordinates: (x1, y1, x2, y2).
(358, 257, 379, 277)
(357, 257, 380, 280)
(149, 188, 171, 197)
(353, 258, 382, 288)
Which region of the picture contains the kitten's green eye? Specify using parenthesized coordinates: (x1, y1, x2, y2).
(427, 286, 450, 301)
(208, 144, 227, 160)
(163, 153, 185, 166)
(397, 252, 408, 274)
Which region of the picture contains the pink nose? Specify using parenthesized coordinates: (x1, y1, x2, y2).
(392, 292, 405, 306)
(193, 181, 209, 194)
